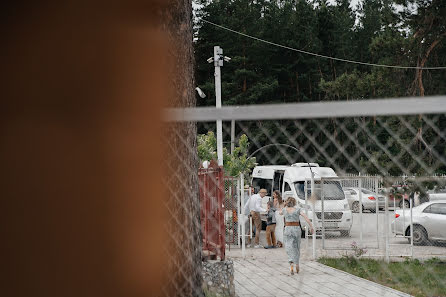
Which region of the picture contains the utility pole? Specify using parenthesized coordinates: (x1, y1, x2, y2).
(214, 46, 223, 166)
(208, 46, 230, 166)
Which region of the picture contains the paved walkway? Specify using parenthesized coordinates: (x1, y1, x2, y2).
(227, 247, 412, 297)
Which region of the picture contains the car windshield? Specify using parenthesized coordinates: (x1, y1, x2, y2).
(294, 181, 345, 200)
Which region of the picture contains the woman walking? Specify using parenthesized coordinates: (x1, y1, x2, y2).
(273, 191, 284, 247)
(279, 197, 314, 274)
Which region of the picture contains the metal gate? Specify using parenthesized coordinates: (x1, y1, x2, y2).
(224, 176, 239, 247)
(198, 162, 225, 260)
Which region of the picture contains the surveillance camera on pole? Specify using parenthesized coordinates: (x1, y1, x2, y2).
(195, 87, 206, 98)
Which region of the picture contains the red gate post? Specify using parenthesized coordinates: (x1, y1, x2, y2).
(217, 166, 226, 260)
(199, 161, 226, 261)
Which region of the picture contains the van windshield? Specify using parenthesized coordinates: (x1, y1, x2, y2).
(294, 181, 345, 200)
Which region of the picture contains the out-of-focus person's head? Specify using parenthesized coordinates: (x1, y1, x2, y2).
(259, 188, 268, 197)
(285, 197, 297, 207)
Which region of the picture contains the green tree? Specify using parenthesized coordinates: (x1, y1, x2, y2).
(198, 132, 256, 177)
(193, 0, 446, 175)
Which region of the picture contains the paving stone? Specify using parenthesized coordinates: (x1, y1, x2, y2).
(230, 247, 412, 297)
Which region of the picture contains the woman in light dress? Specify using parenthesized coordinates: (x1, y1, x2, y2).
(273, 190, 284, 247)
(278, 197, 314, 274)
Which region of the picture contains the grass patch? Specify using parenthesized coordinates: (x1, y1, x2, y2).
(318, 257, 446, 297)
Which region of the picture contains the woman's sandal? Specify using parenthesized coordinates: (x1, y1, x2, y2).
(290, 264, 294, 275)
(295, 264, 299, 274)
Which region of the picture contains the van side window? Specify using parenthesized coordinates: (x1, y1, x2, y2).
(284, 182, 291, 192)
(252, 178, 272, 196)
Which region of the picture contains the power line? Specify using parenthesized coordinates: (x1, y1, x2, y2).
(201, 19, 446, 70)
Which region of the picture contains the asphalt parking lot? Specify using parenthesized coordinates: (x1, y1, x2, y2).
(247, 210, 446, 260)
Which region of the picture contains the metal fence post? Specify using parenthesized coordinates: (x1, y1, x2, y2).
(359, 178, 363, 246)
(204, 170, 209, 256)
(240, 173, 246, 258)
(410, 197, 414, 259)
(321, 179, 325, 249)
(385, 193, 390, 263)
(375, 177, 379, 248)
(311, 173, 316, 260)
(237, 178, 240, 248)
(305, 179, 309, 249)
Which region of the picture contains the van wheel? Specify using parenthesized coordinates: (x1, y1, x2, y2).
(340, 230, 350, 237)
(352, 202, 360, 213)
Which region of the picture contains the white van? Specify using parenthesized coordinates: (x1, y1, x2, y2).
(282, 164, 352, 236)
(252, 163, 352, 235)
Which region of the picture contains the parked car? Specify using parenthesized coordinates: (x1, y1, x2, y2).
(428, 187, 446, 202)
(384, 185, 411, 208)
(391, 200, 446, 245)
(343, 187, 385, 213)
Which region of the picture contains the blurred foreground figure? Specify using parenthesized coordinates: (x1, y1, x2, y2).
(0, 1, 199, 297)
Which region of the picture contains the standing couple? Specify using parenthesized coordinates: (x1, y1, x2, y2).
(243, 188, 281, 248)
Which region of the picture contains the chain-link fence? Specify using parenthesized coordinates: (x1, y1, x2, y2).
(165, 97, 446, 296)
(224, 176, 238, 247)
(180, 103, 446, 259)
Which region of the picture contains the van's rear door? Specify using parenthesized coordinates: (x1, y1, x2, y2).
(273, 170, 285, 193)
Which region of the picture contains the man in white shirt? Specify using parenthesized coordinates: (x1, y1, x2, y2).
(244, 188, 267, 248)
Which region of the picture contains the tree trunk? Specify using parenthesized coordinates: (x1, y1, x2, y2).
(308, 76, 312, 97)
(295, 72, 300, 101)
(243, 41, 247, 92)
(160, 1, 201, 296)
(412, 32, 446, 97)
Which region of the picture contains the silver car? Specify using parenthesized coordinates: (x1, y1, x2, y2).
(428, 188, 446, 201)
(391, 200, 446, 245)
(343, 187, 385, 213)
